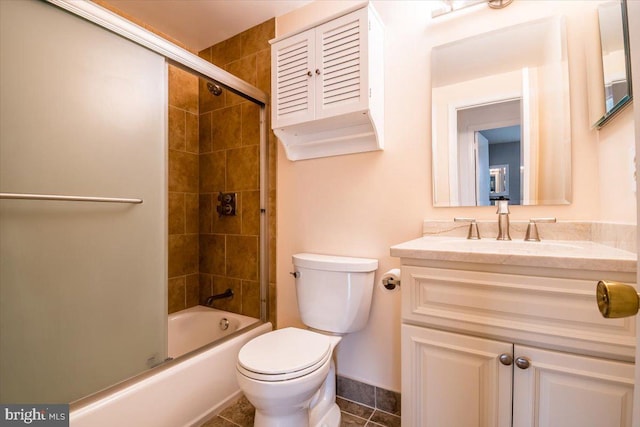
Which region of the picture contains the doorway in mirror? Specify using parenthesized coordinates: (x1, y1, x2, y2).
(456, 100, 522, 206)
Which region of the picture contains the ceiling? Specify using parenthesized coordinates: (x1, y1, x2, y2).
(480, 125, 521, 145)
(101, 0, 313, 51)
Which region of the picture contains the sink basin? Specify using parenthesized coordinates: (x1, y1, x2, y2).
(426, 238, 584, 254)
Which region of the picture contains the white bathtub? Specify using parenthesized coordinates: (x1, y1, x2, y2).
(168, 305, 259, 359)
(70, 307, 270, 427)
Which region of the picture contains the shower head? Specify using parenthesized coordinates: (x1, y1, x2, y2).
(207, 82, 223, 96)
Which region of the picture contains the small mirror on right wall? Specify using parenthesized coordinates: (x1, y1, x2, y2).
(594, 0, 632, 128)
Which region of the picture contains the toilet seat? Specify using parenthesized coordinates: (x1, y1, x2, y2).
(237, 328, 333, 382)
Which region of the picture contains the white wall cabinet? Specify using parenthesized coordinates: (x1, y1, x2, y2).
(271, 4, 384, 160)
(400, 265, 635, 427)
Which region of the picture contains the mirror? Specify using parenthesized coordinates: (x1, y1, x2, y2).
(594, 0, 632, 128)
(431, 16, 572, 207)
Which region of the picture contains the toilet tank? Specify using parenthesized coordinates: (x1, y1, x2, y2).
(292, 253, 378, 334)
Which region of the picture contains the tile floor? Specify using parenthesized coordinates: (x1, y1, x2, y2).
(200, 395, 401, 427)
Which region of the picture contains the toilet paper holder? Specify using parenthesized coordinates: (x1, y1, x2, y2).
(382, 276, 401, 290)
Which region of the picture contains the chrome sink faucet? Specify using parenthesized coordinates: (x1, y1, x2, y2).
(496, 199, 511, 240)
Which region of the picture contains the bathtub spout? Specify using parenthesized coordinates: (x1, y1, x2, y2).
(206, 288, 234, 306)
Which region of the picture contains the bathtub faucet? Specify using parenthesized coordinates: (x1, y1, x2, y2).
(206, 288, 234, 306)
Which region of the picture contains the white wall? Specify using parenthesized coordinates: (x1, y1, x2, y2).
(275, 0, 636, 391)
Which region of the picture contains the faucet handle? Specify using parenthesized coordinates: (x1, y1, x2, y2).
(524, 217, 557, 242)
(454, 217, 481, 240)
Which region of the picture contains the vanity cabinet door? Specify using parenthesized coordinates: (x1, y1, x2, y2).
(402, 324, 513, 427)
(512, 345, 634, 427)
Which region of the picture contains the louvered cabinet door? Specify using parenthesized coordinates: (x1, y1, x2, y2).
(314, 7, 369, 120)
(272, 30, 315, 128)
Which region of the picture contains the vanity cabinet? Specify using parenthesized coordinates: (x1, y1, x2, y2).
(403, 325, 634, 427)
(512, 345, 633, 427)
(400, 265, 636, 427)
(270, 5, 384, 160)
(402, 325, 513, 426)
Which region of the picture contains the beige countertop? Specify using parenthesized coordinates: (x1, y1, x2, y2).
(390, 236, 637, 273)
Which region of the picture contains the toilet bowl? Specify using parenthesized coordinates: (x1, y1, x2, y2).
(236, 328, 341, 427)
(236, 253, 378, 427)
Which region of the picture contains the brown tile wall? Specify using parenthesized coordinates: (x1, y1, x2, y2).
(198, 19, 277, 325)
(94, 1, 201, 315)
(168, 65, 200, 314)
(95, 1, 274, 320)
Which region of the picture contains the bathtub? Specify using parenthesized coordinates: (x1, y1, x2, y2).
(168, 305, 259, 359)
(70, 307, 270, 427)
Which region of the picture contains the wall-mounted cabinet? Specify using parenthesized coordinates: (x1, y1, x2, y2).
(271, 4, 384, 160)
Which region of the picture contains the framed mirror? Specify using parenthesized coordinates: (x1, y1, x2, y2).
(431, 16, 572, 207)
(593, 0, 632, 128)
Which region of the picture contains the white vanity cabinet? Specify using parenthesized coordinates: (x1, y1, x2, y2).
(270, 5, 384, 160)
(399, 264, 636, 427)
(512, 345, 633, 427)
(402, 325, 514, 426)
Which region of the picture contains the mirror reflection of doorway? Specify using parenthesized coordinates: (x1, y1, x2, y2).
(456, 99, 524, 206)
(479, 125, 521, 205)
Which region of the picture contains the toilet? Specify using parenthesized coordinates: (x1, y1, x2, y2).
(236, 253, 378, 427)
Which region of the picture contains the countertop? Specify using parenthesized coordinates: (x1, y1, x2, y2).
(390, 236, 637, 273)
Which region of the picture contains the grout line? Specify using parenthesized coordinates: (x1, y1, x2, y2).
(340, 410, 370, 425)
(217, 415, 241, 426)
(373, 385, 377, 410)
(337, 395, 376, 410)
(373, 407, 401, 418)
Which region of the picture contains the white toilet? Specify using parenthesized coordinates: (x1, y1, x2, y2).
(236, 253, 378, 427)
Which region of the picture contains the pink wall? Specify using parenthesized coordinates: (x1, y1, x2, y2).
(275, 0, 636, 391)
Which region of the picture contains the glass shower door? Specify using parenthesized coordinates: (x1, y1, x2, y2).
(0, 0, 167, 403)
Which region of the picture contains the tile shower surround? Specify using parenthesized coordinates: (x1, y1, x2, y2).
(168, 65, 200, 314)
(166, 18, 277, 325)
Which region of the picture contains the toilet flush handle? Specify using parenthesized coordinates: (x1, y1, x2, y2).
(289, 271, 299, 278)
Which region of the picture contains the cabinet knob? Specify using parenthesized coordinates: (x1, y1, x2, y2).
(515, 357, 530, 369)
(596, 280, 639, 318)
(307, 70, 312, 77)
(499, 353, 513, 366)
(315, 69, 321, 75)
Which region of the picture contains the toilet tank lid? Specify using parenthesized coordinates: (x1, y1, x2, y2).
(293, 253, 378, 272)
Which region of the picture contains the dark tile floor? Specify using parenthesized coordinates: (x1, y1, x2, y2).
(200, 395, 401, 427)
